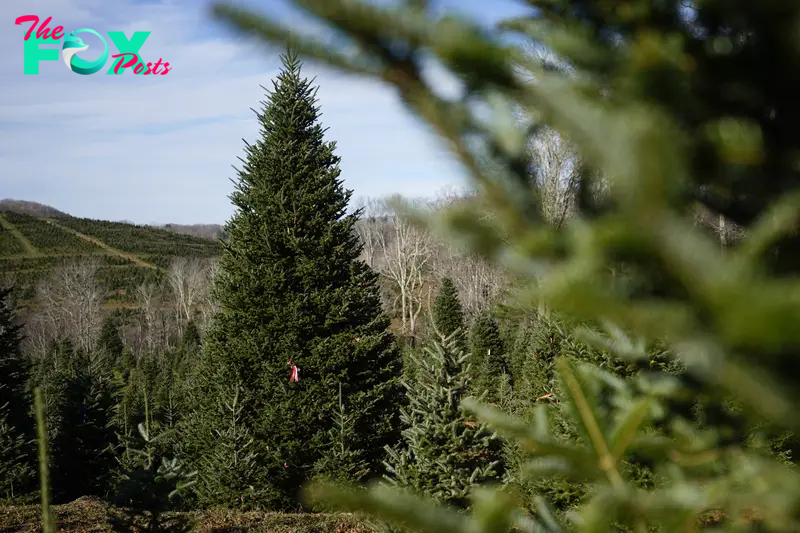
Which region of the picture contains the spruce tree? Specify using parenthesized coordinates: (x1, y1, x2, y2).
(468, 310, 508, 403)
(383, 333, 502, 510)
(184, 50, 402, 509)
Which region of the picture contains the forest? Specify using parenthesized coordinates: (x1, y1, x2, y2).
(2, 1, 800, 532)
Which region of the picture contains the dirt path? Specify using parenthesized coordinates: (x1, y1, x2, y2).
(45, 219, 160, 270)
(0, 212, 41, 256)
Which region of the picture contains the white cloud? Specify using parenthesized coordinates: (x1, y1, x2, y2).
(0, 0, 466, 224)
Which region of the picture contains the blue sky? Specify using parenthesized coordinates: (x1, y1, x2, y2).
(0, 0, 528, 224)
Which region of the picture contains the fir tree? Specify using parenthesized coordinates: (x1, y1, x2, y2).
(110, 422, 196, 533)
(0, 409, 32, 502)
(180, 321, 201, 350)
(184, 377, 264, 508)
(0, 286, 30, 439)
(50, 350, 117, 501)
(0, 286, 33, 500)
(431, 277, 465, 341)
(383, 333, 502, 510)
(184, 50, 403, 509)
(96, 315, 124, 361)
(312, 382, 370, 485)
(468, 310, 509, 403)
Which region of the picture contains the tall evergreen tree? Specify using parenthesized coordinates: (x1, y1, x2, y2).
(184, 50, 403, 509)
(0, 286, 32, 500)
(468, 310, 508, 403)
(431, 277, 465, 344)
(383, 332, 502, 510)
(96, 315, 124, 361)
(49, 350, 117, 502)
(0, 286, 30, 437)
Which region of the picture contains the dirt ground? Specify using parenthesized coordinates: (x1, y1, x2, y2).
(0, 497, 373, 532)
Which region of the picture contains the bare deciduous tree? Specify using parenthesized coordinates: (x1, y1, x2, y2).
(197, 258, 220, 333)
(167, 257, 211, 334)
(374, 196, 433, 340)
(134, 282, 162, 356)
(530, 129, 581, 228)
(36, 258, 103, 353)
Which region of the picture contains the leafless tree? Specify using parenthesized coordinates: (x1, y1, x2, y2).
(529, 128, 581, 228)
(373, 196, 434, 340)
(36, 257, 103, 353)
(134, 282, 162, 356)
(197, 258, 220, 332)
(428, 191, 506, 319)
(167, 257, 211, 335)
(353, 197, 392, 270)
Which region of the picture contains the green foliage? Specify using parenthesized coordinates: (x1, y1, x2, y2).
(2, 212, 100, 253)
(383, 332, 503, 511)
(180, 321, 201, 350)
(312, 382, 371, 486)
(468, 310, 508, 403)
(51, 352, 115, 502)
(97, 315, 125, 360)
(181, 376, 266, 509)
(0, 286, 31, 439)
(184, 50, 403, 509)
(0, 409, 33, 502)
(215, 0, 800, 531)
(54, 217, 220, 258)
(0, 224, 25, 256)
(110, 422, 197, 533)
(34, 388, 56, 533)
(431, 277, 465, 340)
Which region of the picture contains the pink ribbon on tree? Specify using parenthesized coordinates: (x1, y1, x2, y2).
(288, 360, 300, 383)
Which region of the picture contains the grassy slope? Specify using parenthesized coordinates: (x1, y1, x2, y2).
(0, 211, 222, 306)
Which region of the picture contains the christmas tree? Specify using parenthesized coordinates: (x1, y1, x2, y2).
(468, 310, 508, 403)
(0, 286, 30, 440)
(383, 332, 502, 510)
(431, 278, 465, 341)
(0, 286, 32, 500)
(184, 50, 403, 509)
(96, 315, 124, 361)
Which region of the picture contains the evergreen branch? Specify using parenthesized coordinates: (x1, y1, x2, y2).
(555, 358, 624, 491)
(34, 388, 55, 533)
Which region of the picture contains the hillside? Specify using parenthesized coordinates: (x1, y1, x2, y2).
(0, 210, 221, 304)
(0, 199, 69, 217)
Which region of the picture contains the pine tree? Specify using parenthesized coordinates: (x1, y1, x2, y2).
(431, 278, 465, 341)
(96, 315, 124, 361)
(468, 310, 509, 403)
(383, 333, 502, 510)
(184, 50, 402, 509)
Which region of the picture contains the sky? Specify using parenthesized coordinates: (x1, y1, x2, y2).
(0, 0, 528, 225)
